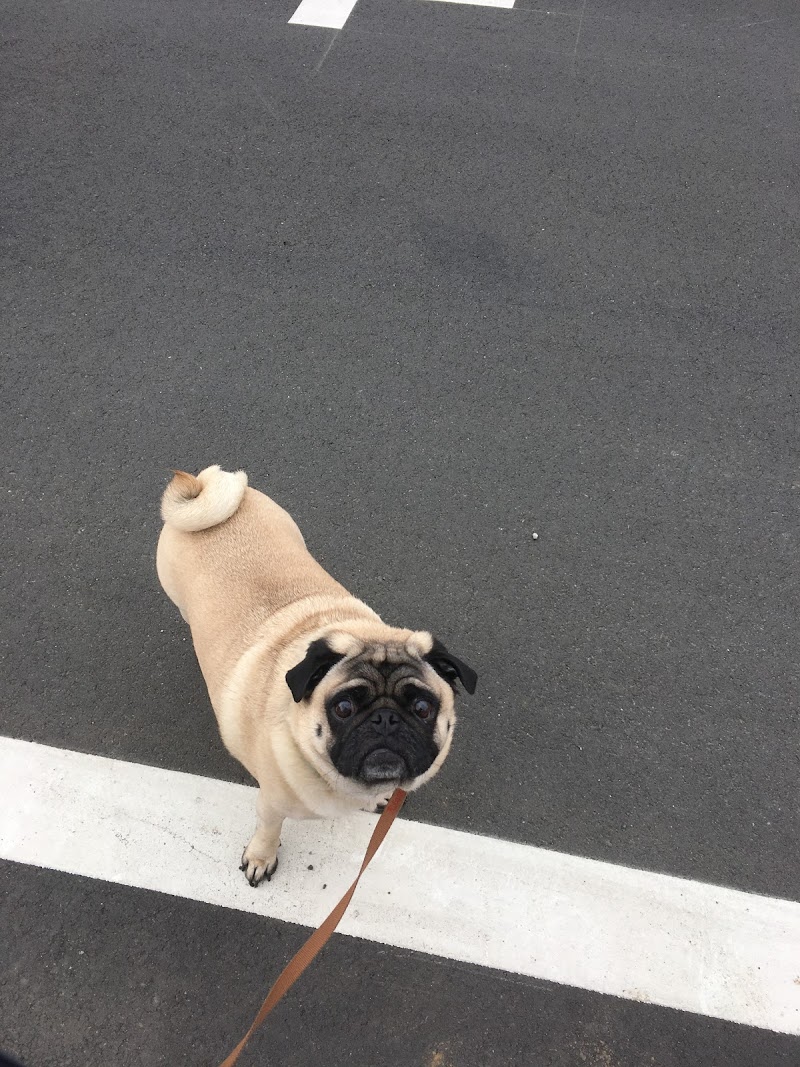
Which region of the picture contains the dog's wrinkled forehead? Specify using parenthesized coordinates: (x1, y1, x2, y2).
(286, 630, 475, 703)
(338, 645, 429, 695)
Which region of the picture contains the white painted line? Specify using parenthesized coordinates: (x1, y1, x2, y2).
(424, 0, 515, 8)
(289, 0, 358, 30)
(1, 736, 799, 1035)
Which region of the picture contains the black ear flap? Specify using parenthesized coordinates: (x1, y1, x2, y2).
(285, 639, 345, 703)
(424, 638, 478, 695)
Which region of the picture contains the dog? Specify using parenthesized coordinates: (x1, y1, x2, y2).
(156, 465, 477, 885)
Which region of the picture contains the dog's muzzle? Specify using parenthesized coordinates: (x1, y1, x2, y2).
(359, 747, 409, 783)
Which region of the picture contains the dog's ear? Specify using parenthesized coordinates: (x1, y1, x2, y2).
(286, 639, 345, 702)
(424, 638, 478, 695)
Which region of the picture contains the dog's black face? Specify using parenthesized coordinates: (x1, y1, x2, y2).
(325, 659, 442, 783)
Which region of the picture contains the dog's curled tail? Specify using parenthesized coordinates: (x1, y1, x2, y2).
(160, 465, 248, 532)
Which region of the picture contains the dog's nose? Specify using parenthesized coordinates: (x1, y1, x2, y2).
(370, 709, 400, 735)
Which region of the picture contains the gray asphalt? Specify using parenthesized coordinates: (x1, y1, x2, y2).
(2, 0, 799, 1062)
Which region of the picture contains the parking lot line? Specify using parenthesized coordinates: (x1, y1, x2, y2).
(1, 735, 798, 1036)
(424, 0, 515, 8)
(288, 0, 515, 29)
(289, 0, 360, 30)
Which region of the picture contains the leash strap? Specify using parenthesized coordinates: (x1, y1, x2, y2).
(218, 788, 408, 1067)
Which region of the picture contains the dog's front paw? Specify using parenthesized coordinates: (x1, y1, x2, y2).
(239, 842, 279, 887)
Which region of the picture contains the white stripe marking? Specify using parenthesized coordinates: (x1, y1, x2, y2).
(289, 0, 358, 29)
(288, 0, 516, 29)
(1, 737, 799, 1035)
(424, 0, 515, 7)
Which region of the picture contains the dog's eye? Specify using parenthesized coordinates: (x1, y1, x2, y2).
(333, 698, 355, 719)
(413, 698, 433, 720)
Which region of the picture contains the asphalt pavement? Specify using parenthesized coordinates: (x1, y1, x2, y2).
(2, 0, 799, 1063)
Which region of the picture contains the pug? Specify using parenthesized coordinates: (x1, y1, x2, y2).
(156, 465, 477, 885)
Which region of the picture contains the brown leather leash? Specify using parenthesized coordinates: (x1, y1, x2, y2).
(218, 787, 408, 1067)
